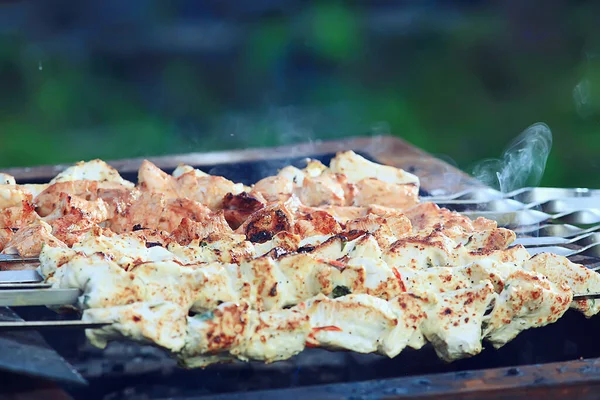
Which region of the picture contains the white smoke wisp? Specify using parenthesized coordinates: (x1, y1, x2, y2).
(472, 122, 553, 193)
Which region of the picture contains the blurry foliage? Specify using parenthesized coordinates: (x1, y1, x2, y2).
(1, 1, 600, 189)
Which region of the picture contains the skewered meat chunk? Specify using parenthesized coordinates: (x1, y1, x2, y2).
(138, 160, 179, 198)
(0, 200, 39, 229)
(352, 179, 419, 210)
(180, 302, 310, 367)
(252, 176, 294, 203)
(222, 192, 265, 230)
(35, 181, 100, 217)
(330, 150, 419, 186)
(523, 253, 600, 317)
(0, 228, 13, 252)
(50, 159, 135, 188)
(2, 220, 67, 257)
(83, 301, 187, 352)
(483, 269, 572, 348)
(0, 185, 32, 209)
(176, 169, 245, 211)
(421, 282, 496, 362)
(0, 173, 15, 185)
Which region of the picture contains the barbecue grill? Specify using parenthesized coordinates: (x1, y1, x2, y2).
(2, 135, 600, 400)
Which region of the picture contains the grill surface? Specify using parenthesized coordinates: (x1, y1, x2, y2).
(3, 136, 600, 399)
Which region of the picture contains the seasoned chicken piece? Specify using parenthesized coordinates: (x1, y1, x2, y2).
(0, 200, 39, 229)
(55, 252, 140, 308)
(345, 214, 411, 249)
(253, 231, 301, 257)
(41, 193, 109, 245)
(396, 263, 502, 295)
(295, 173, 346, 207)
(97, 187, 139, 220)
(383, 231, 457, 269)
(176, 170, 244, 211)
(109, 192, 166, 232)
(50, 159, 134, 188)
(330, 151, 419, 186)
(421, 282, 496, 362)
(169, 214, 233, 245)
(161, 199, 216, 233)
(172, 164, 209, 178)
(180, 302, 309, 367)
(454, 228, 516, 252)
(222, 192, 265, 229)
(83, 302, 187, 352)
(483, 270, 572, 348)
(252, 176, 294, 203)
(302, 293, 425, 357)
(236, 202, 294, 243)
(131, 261, 240, 312)
(337, 257, 406, 300)
(524, 253, 600, 317)
(294, 209, 342, 238)
(319, 205, 366, 222)
(277, 165, 306, 186)
(0, 185, 32, 209)
(44, 193, 109, 223)
(20, 184, 49, 199)
(137, 160, 179, 198)
(35, 181, 99, 217)
(65, 227, 180, 269)
(168, 233, 254, 264)
(0, 228, 13, 252)
(0, 173, 15, 185)
(383, 230, 529, 270)
(2, 220, 67, 257)
(275, 254, 339, 303)
(404, 202, 498, 237)
(352, 179, 419, 210)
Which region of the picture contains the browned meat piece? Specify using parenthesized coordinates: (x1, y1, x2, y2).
(345, 214, 412, 239)
(352, 179, 419, 210)
(252, 176, 294, 203)
(318, 206, 367, 222)
(35, 181, 99, 217)
(109, 192, 167, 233)
(170, 215, 233, 245)
(2, 221, 67, 257)
(0, 201, 39, 229)
(0, 228, 13, 252)
(0, 185, 32, 209)
(42, 193, 110, 245)
(295, 173, 346, 207)
(97, 187, 140, 220)
(294, 209, 342, 238)
(160, 198, 215, 232)
(138, 160, 179, 198)
(236, 203, 294, 243)
(403, 202, 481, 233)
(222, 192, 266, 230)
(176, 171, 244, 211)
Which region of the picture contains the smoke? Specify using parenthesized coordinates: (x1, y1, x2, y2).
(472, 122, 553, 193)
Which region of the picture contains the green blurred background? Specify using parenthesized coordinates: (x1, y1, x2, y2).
(1, 0, 600, 188)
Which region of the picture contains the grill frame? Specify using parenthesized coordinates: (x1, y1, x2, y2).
(2, 135, 600, 400)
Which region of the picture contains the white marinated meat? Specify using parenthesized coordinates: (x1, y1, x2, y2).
(83, 301, 187, 351)
(50, 159, 134, 188)
(420, 282, 496, 362)
(483, 270, 572, 348)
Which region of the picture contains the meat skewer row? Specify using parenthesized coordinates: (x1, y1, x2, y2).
(37, 223, 593, 365)
(0, 152, 423, 256)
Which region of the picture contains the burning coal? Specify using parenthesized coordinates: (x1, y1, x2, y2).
(472, 123, 553, 192)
